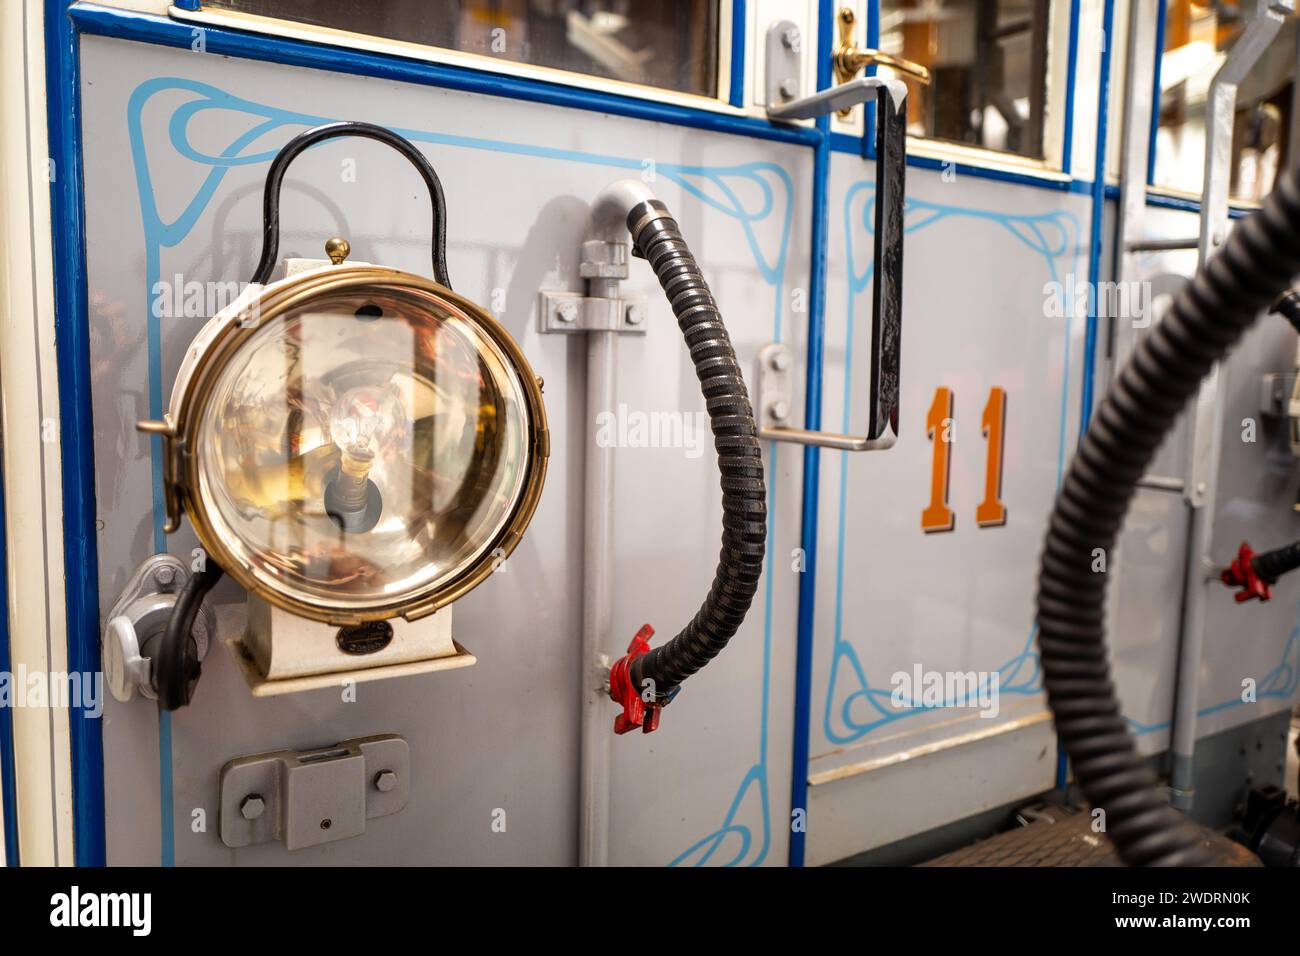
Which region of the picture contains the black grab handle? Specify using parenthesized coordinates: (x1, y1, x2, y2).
(867, 85, 906, 443)
(251, 121, 452, 288)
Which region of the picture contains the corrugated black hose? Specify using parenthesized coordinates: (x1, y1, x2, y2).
(1251, 539, 1300, 583)
(624, 199, 767, 699)
(1036, 162, 1300, 866)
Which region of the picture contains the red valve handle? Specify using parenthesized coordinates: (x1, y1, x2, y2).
(608, 624, 662, 734)
(1221, 541, 1272, 603)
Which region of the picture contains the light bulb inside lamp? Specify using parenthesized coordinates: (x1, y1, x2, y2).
(325, 384, 406, 533)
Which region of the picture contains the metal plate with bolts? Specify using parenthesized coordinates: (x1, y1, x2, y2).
(755, 343, 897, 451)
(219, 734, 410, 850)
(765, 20, 802, 108)
(537, 290, 647, 334)
(757, 342, 795, 432)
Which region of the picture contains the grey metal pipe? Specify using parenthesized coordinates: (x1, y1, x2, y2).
(1136, 474, 1185, 493)
(1170, 503, 1214, 807)
(1125, 237, 1200, 252)
(578, 325, 617, 867)
(576, 179, 655, 867)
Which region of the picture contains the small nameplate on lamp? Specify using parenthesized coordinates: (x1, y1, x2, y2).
(336, 621, 395, 655)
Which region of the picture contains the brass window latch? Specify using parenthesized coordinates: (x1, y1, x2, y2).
(833, 7, 929, 114)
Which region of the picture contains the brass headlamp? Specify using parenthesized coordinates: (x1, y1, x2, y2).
(144, 264, 547, 624)
(135, 122, 547, 707)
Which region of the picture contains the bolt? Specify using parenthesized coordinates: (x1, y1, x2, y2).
(779, 79, 799, 101)
(625, 304, 643, 326)
(557, 300, 579, 324)
(770, 400, 791, 422)
(782, 28, 802, 54)
(769, 350, 791, 372)
(240, 794, 265, 820)
(374, 770, 398, 793)
(154, 565, 176, 587)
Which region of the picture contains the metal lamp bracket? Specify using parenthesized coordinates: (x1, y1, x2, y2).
(102, 553, 213, 703)
(538, 291, 647, 334)
(539, 238, 646, 334)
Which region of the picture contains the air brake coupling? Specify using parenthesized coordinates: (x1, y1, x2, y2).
(608, 624, 663, 734)
(1222, 537, 1300, 603)
(1222, 542, 1272, 603)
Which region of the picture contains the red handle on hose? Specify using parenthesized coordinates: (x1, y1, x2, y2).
(1222, 541, 1272, 603)
(608, 624, 662, 734)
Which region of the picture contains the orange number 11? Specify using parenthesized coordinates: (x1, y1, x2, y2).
(976, 387, 1007, 527)
(921, 386, 1007, 533)
(921, 387, 955, 533)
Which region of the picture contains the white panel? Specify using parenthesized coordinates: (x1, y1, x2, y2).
(806, 151, 1090, 856)
(807, 709, 1058, 864)
(79, 34, 810, 866)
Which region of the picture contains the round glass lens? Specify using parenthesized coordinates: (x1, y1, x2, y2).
(194, 286, 531, 613)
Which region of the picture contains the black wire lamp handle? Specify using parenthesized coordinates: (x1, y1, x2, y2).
(250, 121, 453, 288)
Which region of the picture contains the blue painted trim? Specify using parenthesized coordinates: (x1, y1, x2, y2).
(788, 0, 836, 870)
(1148, 0, 1167, 185)
(1125, 628, 1298, 734)
(45, 0, 106, 867)
(729, 0, 747, 108)
(787, 134, 827, 870)
(0, 423, 18, 867)
(1081, 0, 1116, 434)
(72, 4, 818, 148)
(1062, 0, 1081, 174)
(834, 133, 1079, 192)
(860, 0, 880, 160)
(1146, 189, 1254, 220)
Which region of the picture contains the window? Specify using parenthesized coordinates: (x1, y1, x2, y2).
(204, 0, 722, 98)
(877, 0, 1051, 159)
(1154, 0, 1296, 203)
